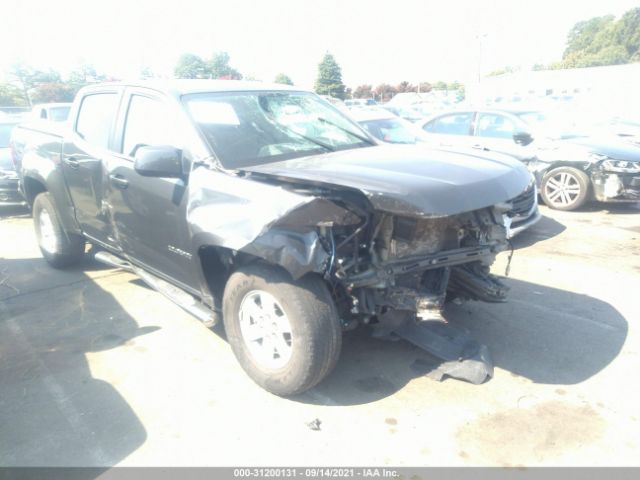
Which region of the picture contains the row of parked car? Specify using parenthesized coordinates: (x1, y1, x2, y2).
(345, 101, 640, 212)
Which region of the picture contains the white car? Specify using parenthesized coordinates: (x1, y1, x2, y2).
(349, 108, 429, 144)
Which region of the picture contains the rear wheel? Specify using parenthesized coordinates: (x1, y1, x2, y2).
(223, 264, 342, 396)
(33, 192, 85, 268)
(540, 166, 590, 211)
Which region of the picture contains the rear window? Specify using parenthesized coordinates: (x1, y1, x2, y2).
(75, 93, 119, 149)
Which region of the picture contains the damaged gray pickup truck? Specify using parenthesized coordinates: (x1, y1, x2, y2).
(12, 81, 534, 395)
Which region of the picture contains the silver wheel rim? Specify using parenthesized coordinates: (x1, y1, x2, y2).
(238, 290, 293, 369)
(39, 209, 58, 254)
(544, 171, 582, 208)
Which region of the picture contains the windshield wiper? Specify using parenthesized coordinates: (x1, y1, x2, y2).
(278, 124, 336, 152)
(317, 117, 376, 145)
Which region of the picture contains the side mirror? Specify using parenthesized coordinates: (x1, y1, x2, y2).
(134, 145, 184, 178)
(513, 131, 533, 146)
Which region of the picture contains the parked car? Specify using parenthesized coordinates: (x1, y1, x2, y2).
(30, 103, 72, 122)
(349, 108, 429, 144)
(419, 109, 640, 210)
(12, 80, 533, 395)
(0, 119, 25, 205)
(344, 98, 377, 108)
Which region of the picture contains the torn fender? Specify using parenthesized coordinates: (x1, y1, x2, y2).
(187, 166, 358, 277)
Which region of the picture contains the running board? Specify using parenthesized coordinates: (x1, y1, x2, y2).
(93, 251, 219, 327)
(394, 320, 493, 385)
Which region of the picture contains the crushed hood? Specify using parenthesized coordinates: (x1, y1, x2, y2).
(242, 145, 532, 217)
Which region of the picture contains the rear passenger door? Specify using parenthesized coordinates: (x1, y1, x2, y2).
(62, 90, 121, 248)
(421, 112, 476, 148)
(105, 90, 196, 290)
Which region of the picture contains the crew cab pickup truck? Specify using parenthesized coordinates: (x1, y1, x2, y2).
(11, 81, 533, 395)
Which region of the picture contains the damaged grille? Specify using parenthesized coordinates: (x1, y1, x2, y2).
(507, 184, 535, 218)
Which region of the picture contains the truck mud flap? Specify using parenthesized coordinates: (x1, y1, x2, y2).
(394, 320, 493, 385)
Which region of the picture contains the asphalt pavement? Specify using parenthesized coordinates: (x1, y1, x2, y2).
(1, 202, 639, 467)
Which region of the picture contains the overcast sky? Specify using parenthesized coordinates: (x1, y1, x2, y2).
(2, 0, 639, 88)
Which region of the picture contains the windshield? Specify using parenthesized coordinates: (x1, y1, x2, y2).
(0, 123, 17, 147)
(184, 91, 374, 168)
(360, 117, 426, 144)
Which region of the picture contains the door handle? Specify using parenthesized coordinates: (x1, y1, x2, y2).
(472, 144, 483, 149)
(63, 156, 80, 169)
(109, 174, 129, 189)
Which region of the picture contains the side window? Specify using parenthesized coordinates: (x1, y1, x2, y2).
(476, 113, 516, 139)
(423, 113, 473, 136)
(122, 95, 178, 157)
(75, 93, 119, 149)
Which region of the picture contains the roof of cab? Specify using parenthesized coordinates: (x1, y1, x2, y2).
(80, 79, 303, 98)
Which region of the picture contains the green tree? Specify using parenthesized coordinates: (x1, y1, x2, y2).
(0, 83, 28, 106)
(208, 52, 242, 80)
(30, 83, 76, 103)
(353, 84, 373, 99)
(615, 7, 640, 60)
(314, 53, 346, 99)
(174, 53, 209, 79)
(8, 63, 63, 106)
(431, 80, 449, 90)
(274, 73, 293, 85)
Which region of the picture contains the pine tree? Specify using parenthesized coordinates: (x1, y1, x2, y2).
(314, 53, 346, 99)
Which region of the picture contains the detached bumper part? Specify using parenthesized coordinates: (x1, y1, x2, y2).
(395, 320, 493, 385)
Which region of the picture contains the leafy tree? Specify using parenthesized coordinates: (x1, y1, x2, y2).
(431, 80, 449, 90)
(418, 82, 432, 93)
(0, 83, 28, 106)
(396, 81, 417, 93)
(208, 52, 242, 80)
(353, 84, 373, 99)
(68, 63, 106, 87)
(8, 63, 63, 106)
(554, 8, 640, 68)
(314, 53, 346, 99)
(174, 53, 209, 79)
(274, 73, 293, 85)
(615, 7, 640, 60)
(30, 83, 76, 103)
(373, 83, 397, 102)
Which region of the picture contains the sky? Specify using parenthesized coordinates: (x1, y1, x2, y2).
(2, 0, 639, 89)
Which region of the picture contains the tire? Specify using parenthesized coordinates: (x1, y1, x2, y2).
(540, 166, 591, 211)
(33, 192, 85, 268)
(223, 264, 342, 396)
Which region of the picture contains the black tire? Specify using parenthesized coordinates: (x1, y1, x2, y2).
(33, 192, 85, 268)
(540, 166, 591, 211)
(223, 264, 342, 396)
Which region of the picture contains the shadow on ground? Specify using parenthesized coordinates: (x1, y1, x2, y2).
(511, 214, 566, 250)
(0, 257, 153, 469)
(0, 204, 31, 219)
(297, 277, 627, 406)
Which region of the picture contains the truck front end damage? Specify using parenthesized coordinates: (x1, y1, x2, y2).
(189, 146, 534, 384)
(234, 184, 516, 384)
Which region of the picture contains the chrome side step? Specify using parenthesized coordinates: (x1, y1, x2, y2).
(93, 250, 219, 327)
(94, 251, 133, 271)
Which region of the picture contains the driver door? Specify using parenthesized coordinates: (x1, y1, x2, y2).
(105, 90, 196, 289)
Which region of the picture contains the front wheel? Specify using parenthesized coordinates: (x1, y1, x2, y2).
(540, 166, 591, 211)
(223, 264, 342, 396)
(33, 192, 85, 268)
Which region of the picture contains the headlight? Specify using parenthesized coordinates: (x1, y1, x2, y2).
(600, 158, 640, 173)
